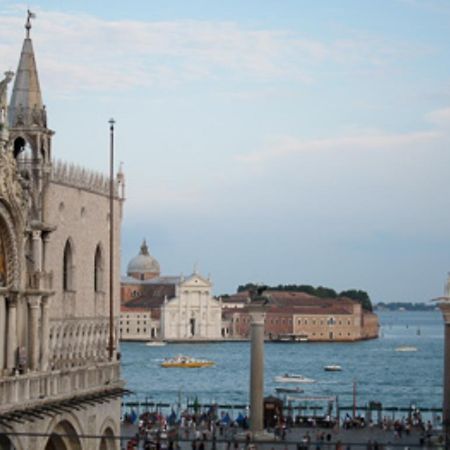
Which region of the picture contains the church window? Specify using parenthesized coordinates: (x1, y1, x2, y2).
(63, 239, 74, 291)
(94, 244, 104, 292)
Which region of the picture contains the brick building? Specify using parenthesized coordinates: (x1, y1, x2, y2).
(223, 291, 379, 341)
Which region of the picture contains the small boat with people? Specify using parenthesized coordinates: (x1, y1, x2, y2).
(395, 346, 418, 352)
(324, 364, 342, 372)
(274, 373, 315, 383)
(275, 386, 304, 394)
(160, 355, 215, 368)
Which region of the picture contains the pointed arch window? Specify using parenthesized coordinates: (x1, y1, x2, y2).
(63, 239, 74, 291)
(94, 244, 104, 292)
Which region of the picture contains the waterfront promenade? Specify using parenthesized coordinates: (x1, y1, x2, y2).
(120, 421, 442, 449)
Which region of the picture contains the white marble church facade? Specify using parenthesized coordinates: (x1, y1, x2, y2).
(160, 273, 222, 340)
(120, 243, 222, 341)
(0, 13, 125, 450)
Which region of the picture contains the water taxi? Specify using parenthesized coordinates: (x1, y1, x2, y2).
(324, 365, 342, 372)
(160, 355, 215, 368)
(274, 373, 315, 383)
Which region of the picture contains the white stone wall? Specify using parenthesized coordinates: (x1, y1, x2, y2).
(161, 274, 222, 340)
(44, 181, 123, 362)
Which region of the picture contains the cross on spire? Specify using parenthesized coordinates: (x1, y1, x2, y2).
(25, 10, 36, 39)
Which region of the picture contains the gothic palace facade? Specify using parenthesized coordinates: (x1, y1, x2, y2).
(0, 15, 125, 450)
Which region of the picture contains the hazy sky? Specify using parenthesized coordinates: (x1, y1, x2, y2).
(1, 1, 450, 302)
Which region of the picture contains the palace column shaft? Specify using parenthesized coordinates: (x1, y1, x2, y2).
(28, 296, 41, 371)
(40, 297, 49, 371)
(6, 295, 18, 370)
(249, 310, 265, 434)
(0, 294, 5, 371)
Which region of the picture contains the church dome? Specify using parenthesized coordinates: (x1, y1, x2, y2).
(127, 240, 160, 279)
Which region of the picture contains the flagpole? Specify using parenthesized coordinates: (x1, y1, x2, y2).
(108, 118, 115, 360)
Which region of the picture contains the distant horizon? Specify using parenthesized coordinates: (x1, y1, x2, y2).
(1, 1, 450, 304)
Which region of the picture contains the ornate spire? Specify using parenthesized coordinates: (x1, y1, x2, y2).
(9, 10, 45, 129)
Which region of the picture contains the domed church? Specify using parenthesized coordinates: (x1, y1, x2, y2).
(120, 241, 223, 341)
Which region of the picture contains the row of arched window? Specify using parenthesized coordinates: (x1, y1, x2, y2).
(62, 239, 104, 293)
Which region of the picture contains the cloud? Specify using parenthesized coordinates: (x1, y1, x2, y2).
(0, 5, 420, 95)
(426, 107, 450, 129)
(235, 129, 442, 164)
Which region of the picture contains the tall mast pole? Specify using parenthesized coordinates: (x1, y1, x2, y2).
(108, 118, 115, 360)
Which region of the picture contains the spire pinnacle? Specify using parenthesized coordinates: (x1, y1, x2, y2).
(25, 10, 36, 39)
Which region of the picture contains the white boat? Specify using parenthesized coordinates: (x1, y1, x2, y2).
(146, 341, 167, 347)
(395, 346, 418, 352)
(274, 373, 315, 383)
(324, 364, 342, 372)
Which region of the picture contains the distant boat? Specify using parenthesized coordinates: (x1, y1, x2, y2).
(275, 387, 304, 394)
(146, 341, 167, 347)
(274, 374, 315, 383)
(395, 346, 418, 352)
(324, 364, 342, 372)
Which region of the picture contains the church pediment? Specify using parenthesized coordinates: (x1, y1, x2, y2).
(180, 273, 211, 289)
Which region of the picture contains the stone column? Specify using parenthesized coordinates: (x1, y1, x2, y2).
(28, 296, 41, 371)
(6, 294, 18, 371)
(439, 303, 450, 446)
(249, 308, 266, 436)
(0, 294, 5, 372)
(31, 230, 42, 272)
(40, 296, 50, 371)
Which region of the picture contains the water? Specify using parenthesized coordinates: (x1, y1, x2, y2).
(120, 311, 443, 410)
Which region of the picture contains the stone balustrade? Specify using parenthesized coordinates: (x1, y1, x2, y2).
(0, 361, 121, 414)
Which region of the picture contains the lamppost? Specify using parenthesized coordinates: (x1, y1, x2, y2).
(433, 273, 450, 446)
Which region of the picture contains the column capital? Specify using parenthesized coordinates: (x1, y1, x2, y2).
(6, 292, 19, 307)
(31, 230, 42, 240)
(27, 296, 41, 309)
(249, 311, 266, 325)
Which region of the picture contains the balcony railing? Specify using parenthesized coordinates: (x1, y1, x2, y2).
(0, 361, 122, 414)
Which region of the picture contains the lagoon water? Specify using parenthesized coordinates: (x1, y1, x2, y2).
(121, 311, 443, 410)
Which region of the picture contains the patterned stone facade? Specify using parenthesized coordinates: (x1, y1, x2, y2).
(0, 14, 125, 450)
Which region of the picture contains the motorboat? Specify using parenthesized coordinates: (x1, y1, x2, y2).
(324, 365, 342, 372)
(160, 355, 215, 368)
(275, 387, 304, 394)
(395, 346, 418, 352)
(274, 373, 315, 383)
(146, 341, 167, 347)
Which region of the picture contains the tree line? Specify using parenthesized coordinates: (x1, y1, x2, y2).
(234, 283, 373, 311)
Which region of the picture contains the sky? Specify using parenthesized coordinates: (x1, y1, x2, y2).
(1, 1, 450, 302)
